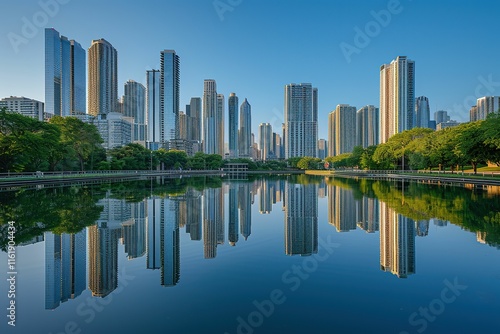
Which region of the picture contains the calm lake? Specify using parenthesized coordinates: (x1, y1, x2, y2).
(1, 175, 499, 334)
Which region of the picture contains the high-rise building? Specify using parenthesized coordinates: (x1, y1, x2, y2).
(470, 105, 479, 122)
(203, 80, 224, 155)
(124, 80, 146, 142)
(327, 112, 335, 157)
(160, 50, 180, 147)
(228, 93, 239, 158)
(415, 96, 430, 128)
(434, 110, 450, 126)
(239, 98, 252, 158)
(331, 104, 357, 156)
(178, 111, 187, 139)
(380, 56, 415, 143)
(88, 38, 118, 116)
(356, 105, 380, 148)
(0, 96, 45, 121)
(477, 96, 500, 120)
(146, 69, 161, 150)
(217, 94, 225, 155)
(273, 133, 282, 159)
(259, 123, 273, 161)
(284, 83, 318, 158)
(45, 28, 85, 117)
(317, 139, 327, 159)
(187, 97, 202, 142)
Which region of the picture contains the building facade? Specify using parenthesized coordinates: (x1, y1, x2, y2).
(380, 56, 415, 143)
(0, 96, 45, 121)
(146, 70, 161, 150)
(356, 105, 380, 148)
(415, 96, 430, 128)
(284, 83, 318, 158)
(160, 50, 180, 148)
(259, 123, 273, 161)
(228, 93, 239, 158)
(239, 98, 252, 158)
(123, 80, 146, 143)
(477, 96, 500, 120)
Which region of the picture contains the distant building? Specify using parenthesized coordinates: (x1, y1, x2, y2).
(203, 80, 224, 155)
(477, 96, 500, 120)
(259, 123, 273, 161)
(273, 133, 282, 159)
(88, 38, 118, 116)
(217, 94, 225, 155)
(45, 28, 85, 117)
(415, 96, 430, 128)
(178, 111, 187, 139)
(239, 98, 252, 158)
(76, 112, 133, 149)
(146, 69, 161, 150)
(330, 104, 357, 156)
(436, 120, 460, 131)
(317, 139, 327, 159)
(0, 96, 45, 121)
(434, 110, 450, 125)
(186, 97, 202, 142)
(356, 105, 379, 148)
(160, 50, 180, 147)
(228, 93, 239, 158)
(123, 80, 146, 143)
(470, 105, 479, 122)
(380, 56, 415, 143)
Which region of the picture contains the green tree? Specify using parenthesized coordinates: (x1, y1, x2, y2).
(454, 122, 488, 174)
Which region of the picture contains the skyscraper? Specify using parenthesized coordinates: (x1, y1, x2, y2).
(239, 98, 252, 158)
(124, 80, 146, 142)
(317, 139, 327, 159)
(415, 96, 430, 128)
(146, 69, 161, 150)
(434, 110, 450, 125)
(332, 104, 357, 156)
(327, 112, 335, 157)
(88, 38, 118, 116)
(356, 105, 380, 148)
(187, 97, 202, 142)
(476, 96, 500, 120)
(228, 93, 239, 158)
(45, 28, 85, 116)
(259, 123, 273, 161)
(380, 56, 415, 143)
(203, 80, 224, 155)
(217, 94, 225, 155)
(160, 50, 180, 147)
(284, 83, 318, 158)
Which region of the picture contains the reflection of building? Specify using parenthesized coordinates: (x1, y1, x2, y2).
(45, 231, 86, 309)
(259, 179, 274, 214)
(161, 198, 180, 287)
(328, 186, 357, 232)
(185, 189, 202, 241)
(147, 197, 162, 270)
(477, 231, 487, 244)
(122, 201, 146, 259)
(379, 202, 416, 278)
(356, 197, 380, 233)
(239, 183, 252, 240)
(203, 188, 224, 258)
(228, 183, 239, 246)
(88, 223, 120, 297)
(431, 218, 448, 227)
(416, 220, 429, 237)
(285, 183, 318, 256)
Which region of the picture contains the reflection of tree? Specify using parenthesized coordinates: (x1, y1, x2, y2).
(336, 178, 500, 248)
(0, 187, 105, 250)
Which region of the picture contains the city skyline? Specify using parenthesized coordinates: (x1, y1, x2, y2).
(2, 1, 499, 139)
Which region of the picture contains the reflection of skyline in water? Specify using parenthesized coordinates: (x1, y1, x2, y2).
(38, 177, 498, 309)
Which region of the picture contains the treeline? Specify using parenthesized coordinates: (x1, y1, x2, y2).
(0, 109, 105, 172)
(325, 114, 500, 173)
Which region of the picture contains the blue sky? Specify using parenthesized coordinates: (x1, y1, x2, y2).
(1, 0, 499, 139)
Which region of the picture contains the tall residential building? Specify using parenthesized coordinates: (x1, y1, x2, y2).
(356, 105, 380, 148)
(415, 96, 430, 128)
(45, 28, 85, 116)
(217, 94, 225, 155)
(380, 56, 415, 143)
(160, 50, 180, 147)
(328, 112, 335, 157)
(331, 104, 357, 156)
(470, 105, 479, 122)
(477, 96, 500, 120)
(239, 98, 252, 157)
(187, 97, 202, 142)
(284, 83, 318, 158)
(146, 69, 161, 150)
(178, 111, 187, 139)
(203, 80, 224, 155)
(228, 93, 239, 158)
(259, 123, 273, 161)
(123, 80, 146, 142)
(317, 139, 327, 159)
(88, 38, 118, 116)
(274, 133, 282, 159)
(0, 96, 45, 121)
(434, 110, 450, 125)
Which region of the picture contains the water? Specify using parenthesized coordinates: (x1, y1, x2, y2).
(1, 175, 499, 334)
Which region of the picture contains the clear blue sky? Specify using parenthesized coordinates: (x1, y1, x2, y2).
(1, 0, 499, 139)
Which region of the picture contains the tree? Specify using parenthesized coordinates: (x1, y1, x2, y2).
(454, 122, 487, 174)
